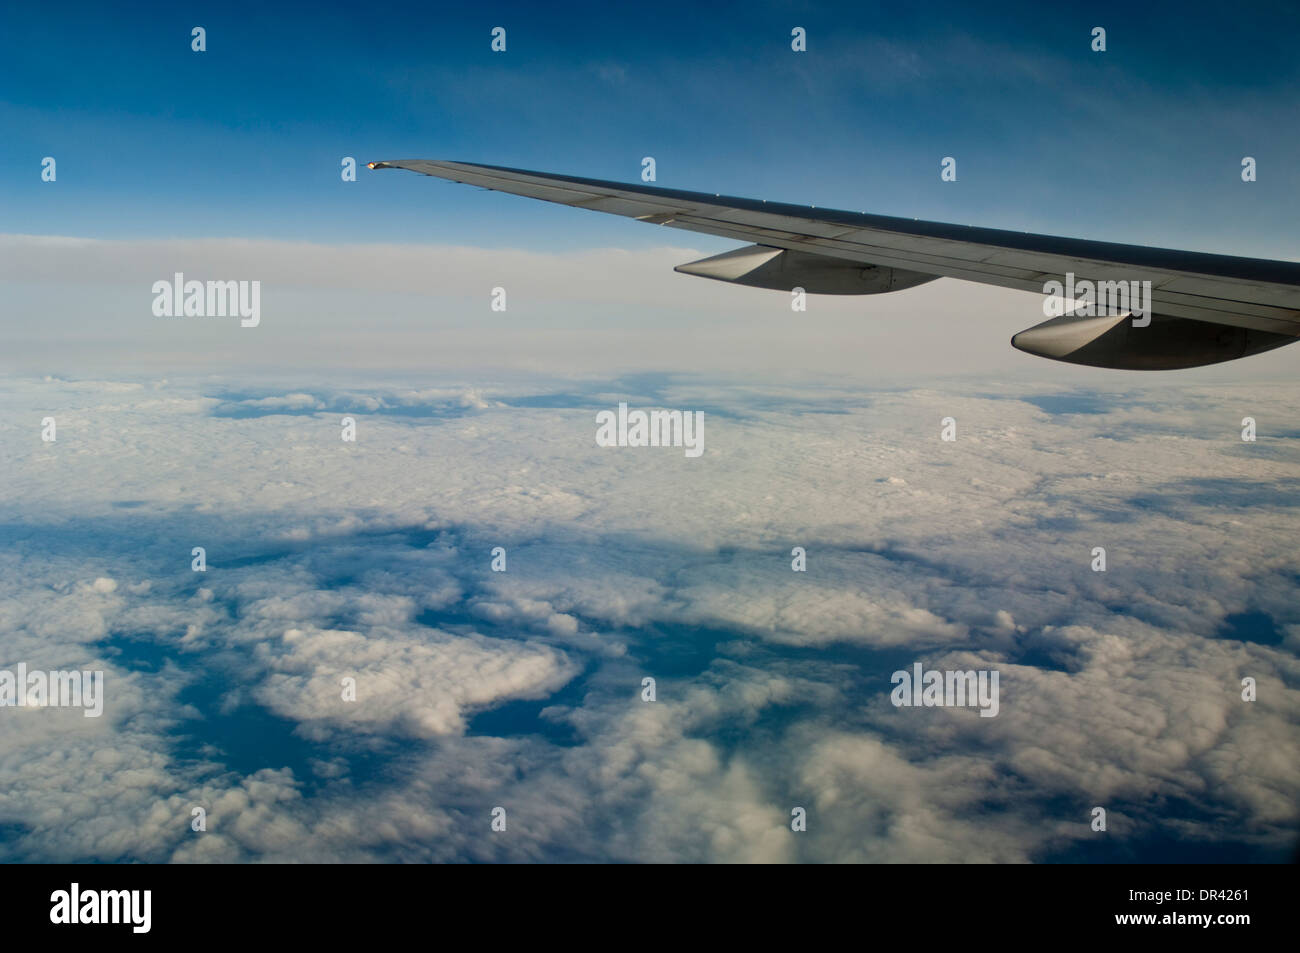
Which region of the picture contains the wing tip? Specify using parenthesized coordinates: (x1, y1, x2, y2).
(366, 159, 471, 176)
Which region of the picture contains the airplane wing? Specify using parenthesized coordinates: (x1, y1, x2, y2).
(368, 158, 1300, 369)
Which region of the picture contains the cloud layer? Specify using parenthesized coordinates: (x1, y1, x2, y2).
(0, 372, 1296, 862)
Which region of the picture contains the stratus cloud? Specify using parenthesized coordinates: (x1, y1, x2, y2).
(0, 231, 1078, 378)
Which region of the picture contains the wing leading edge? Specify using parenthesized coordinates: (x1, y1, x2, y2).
(369, 159, 1300, 368)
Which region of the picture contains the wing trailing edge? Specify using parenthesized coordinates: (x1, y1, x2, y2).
(370, 159, 1300, 368)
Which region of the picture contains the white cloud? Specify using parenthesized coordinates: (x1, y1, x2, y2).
(0, 372, 1296, 862)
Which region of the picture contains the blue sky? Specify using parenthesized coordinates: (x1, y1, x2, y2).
(4, 0, 1300, 258)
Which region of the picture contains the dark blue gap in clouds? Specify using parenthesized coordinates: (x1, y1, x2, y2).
(508, 395, 750, 421)
(413, 606, 483, 630)
(1048, 836, 1291, 863)
(829, 538, 1104, 626)
(195, 374, 904, 426)
(207, 389, 490, 420)
(205, 386, 759, 421)
(618, 620, 738, 678)
(503, 393, 607, 409)
(1215, 610, 1284, 647)
(1126, 477, 1300, 511)
(1031, 514, 1083, 532)
(103, 633, 417, 794)
(1012, 630, 1083, 673)
(198, 377, 883, 423)
(972, 389, 1143, 415)
(1042, 813, 1293, 863)
(211, 405, 485, 420)
(464, 665, 591, 747)
(220, 548, 305, 569)
(1019, 393, 1115, 415)
(993, 790, 1293, 863)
